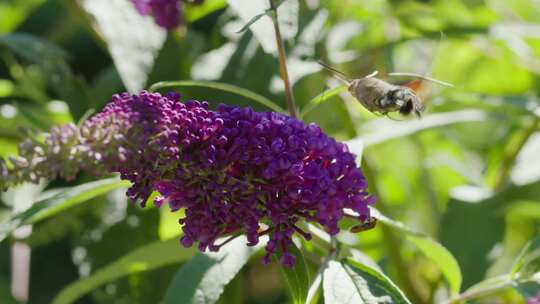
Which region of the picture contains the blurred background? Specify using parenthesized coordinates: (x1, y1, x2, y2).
(0, 0, 539, 303)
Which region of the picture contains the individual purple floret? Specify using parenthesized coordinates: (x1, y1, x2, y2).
(1, 91, 374, 266)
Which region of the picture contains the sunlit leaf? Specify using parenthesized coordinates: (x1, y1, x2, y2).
(52, 238, 196, 304)
(323, 260, 410, 304)
(150, 80, 285, 113)
(0, 178, 130, 242)
(432, 40, 533, 94)
(80, 0, 166, 93)
(300, 85, 347, 118)
(348, 109, 487, 147)
(158, 205, 183, 240)
(407, 236, 462, 295)
(367, 208, 463, 294)
(236, 11, 271, 34)
(507, 200, 540, 219)
(185, 0, 227, 22)
(511, 132, 540, 186)
(0, 0, 46, 34)
(163, 236, 260, 304)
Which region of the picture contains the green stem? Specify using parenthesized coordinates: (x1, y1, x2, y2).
(268, 0, 298, 118)
(493, 117, 540, 190)
(362, 157, 424, 304)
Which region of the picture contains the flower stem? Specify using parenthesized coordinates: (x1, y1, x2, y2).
(268, 0, 298, 118)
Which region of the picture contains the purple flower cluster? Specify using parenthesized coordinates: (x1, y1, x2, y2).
(131, 0, 182, 29)
(2, 91, 374, 266)
(130, 0, 206, 29)
(87, 91, 373, 266)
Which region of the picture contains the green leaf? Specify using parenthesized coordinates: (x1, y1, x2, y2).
(454, 274, 512, 302)
(158, 205, 183, 240)
(300, 85, 347, 118)
(163, 236, 259, 304)
(511, 132, 540, 186)
(507, 200, 540, 219)
(52, 238, 196, 304)
(407, 236, 462, 295)
(0, 178, 131, 242)
(369, 208, 463, 295)
(439, 197, 504, 289)
(512, 236, 540, 278)
(0, 275, 17, 304)
(0, 33, 91, 119)
(453, 273, 540, 302)
(0, 0, 46, 33)
(347, 109, 487, 147)
(150, 80, 285, 113)
(278, 243, 310, 304)
(79, 0, 166, 92)
(0, 33, 67, 63)
(236, 11, 271, 34)
(185, 0, 227, 22)
(323, 260, 410, 304)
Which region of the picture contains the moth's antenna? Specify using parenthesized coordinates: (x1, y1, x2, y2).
(317, 60, 352, 85)
(388, 72, 454, 87)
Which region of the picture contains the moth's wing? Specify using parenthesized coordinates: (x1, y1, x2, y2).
(402, 80, 429, 115)
(402, 79, 423, 92)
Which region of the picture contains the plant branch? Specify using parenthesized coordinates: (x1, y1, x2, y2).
(268, 0, 298, 118)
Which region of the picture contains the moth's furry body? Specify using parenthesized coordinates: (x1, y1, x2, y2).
(349, 77, 425, 116)
(316, 60, 451, 118)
